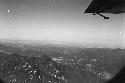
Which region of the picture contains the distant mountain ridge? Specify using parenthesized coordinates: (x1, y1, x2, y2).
(0, 39, 124, 49)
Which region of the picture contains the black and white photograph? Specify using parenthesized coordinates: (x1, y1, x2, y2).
(0, 0, 125, 83)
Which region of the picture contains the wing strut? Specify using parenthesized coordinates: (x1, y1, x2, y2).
(93, 12, 109, 19)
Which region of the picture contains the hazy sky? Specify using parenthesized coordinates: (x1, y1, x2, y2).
(0, 0, 124, 48)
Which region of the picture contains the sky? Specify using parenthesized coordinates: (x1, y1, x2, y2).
(0, 0, 124, 48)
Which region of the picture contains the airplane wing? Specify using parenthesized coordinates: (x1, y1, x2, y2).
(84, 0, 125, 14)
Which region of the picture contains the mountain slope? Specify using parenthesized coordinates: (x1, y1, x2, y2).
(0, 52, 86, 83)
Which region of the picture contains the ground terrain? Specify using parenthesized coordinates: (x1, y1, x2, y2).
(0, 40, 125, 83)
